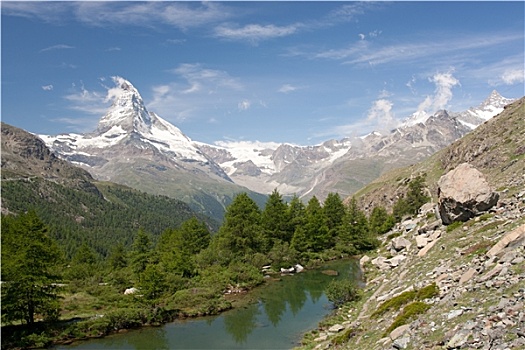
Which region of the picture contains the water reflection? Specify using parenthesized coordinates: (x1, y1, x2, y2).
(55, 259, 359, 350)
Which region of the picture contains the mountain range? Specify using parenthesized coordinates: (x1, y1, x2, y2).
(39, 77, 514, 218)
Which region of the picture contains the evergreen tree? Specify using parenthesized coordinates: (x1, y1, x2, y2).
(1, 211, 62, 325)
(261, 189, 290, 244)
(337, 198, 374, 254)
(131, 229, 153, 282)
(287, 195, 306, 242)
(158, 217, 210, 277)
(139, 264, 166, 305)
(303, 196, 330, 252)
(323, 192, 346, 242)
(369, 206, 396, 235)
(215, 193, 264, 260)
(108, 242, 128, 269)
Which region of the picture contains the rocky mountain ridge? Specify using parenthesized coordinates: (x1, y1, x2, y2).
(38, 78, 515, 211)
(39, 77, 266, 222)
(197, 90, 515, 200)
(299, 97, 525, 350)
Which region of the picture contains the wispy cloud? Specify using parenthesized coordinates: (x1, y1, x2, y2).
(74, 2, 232, 30)
(39, 44, 74, 53)
(238, 100, 251, 111)
(278, 84, 299, 93)
(41, 85, 53, 91)
(214, 23, 300, 43)
(63, 82, 108, 116)
(148, 64, 246, 122)
(2, 2, 72, 23)
(296, 32, 524, 68)
(3, 1, 233, 30)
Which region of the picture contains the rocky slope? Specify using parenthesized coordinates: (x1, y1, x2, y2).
(1, 122, 99, 196)
(298, 97, 525, 350)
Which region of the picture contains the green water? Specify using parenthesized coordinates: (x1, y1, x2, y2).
(56, 259, 360, 350)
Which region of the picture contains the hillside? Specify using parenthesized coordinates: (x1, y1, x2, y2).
(299, 98, 525, 349)
(1, 123, 219, 257)
(354, 97, 525, 213)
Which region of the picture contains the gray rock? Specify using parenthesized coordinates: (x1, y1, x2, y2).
(437, 163, 499, 225)
(392, 336, 410, 349)
(392, 236, 411, 251)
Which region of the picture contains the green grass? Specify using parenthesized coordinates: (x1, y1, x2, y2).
(385, 301, 431, 335)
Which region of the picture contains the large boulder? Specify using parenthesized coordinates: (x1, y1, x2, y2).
(437, 163, 499, 225)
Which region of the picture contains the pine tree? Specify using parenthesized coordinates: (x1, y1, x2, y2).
(304, 196, 330, 252)
(130, 229, 153, 282)
(369, 206, 395, 235)
(1, 211, 62, 325)
(261, 189, 290, 245)
(287, 195, 306, 242)
(215, 193, 264, 259)
(323, 192, 346, 243)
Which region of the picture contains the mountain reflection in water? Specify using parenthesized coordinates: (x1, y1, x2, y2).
(55, 259, 360, 350)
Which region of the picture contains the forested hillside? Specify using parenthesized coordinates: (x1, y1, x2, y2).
(1, 179, 218, 258)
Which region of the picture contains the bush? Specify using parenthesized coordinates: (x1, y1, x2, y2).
(325, 279, 361, 308)
(332, 327, 360, 345)
(385, 301, 430, 334)
(372, 290, 417, 318)
(416, 283, 439, 300)
(446, 221, 463, 233)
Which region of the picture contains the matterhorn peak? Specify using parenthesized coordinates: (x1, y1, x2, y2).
(97, 77, 152, 134)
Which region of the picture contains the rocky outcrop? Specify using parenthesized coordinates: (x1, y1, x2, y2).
(304, 189, 525, 350)
(437, 163, 499, 224)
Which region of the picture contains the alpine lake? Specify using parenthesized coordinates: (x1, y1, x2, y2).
(54, 259, 361, 350)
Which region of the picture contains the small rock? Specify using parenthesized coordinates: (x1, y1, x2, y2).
(416, 235, 428, 248)
(328, 324, 345, 333)
(447, 309, 463, 320)
(390, 324, 410, 340)
(392, 336, 410, 349)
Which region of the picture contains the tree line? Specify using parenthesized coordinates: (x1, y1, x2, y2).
(1, 175, 429, 347)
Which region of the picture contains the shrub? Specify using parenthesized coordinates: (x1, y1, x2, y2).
(372, 290, 417, 318)
(332, 327, 360, 345)
(385, 301, 430, 334)
(325, 279, 361, 308)
(446, 221, 463, 232)
(416, 283, 439, 300)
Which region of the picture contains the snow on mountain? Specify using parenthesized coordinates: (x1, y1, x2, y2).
(39, 78, 516, 203)
(41, 77, 207, 165)
(399, 110, 431, 128)
(455, 90, 516, 129)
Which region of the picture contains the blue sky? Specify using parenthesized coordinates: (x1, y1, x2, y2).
(2, 1, 524, 145)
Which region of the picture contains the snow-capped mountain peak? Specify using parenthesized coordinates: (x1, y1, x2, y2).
(97, 76, 152, 135)
(41, 77, 208, 164)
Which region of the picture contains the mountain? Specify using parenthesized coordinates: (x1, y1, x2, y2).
(354, 96, 525, 213)
(301, 97, 525, 350)
(1, 122, 219, 257)
(202, 91, 515, 201)
(40, 77, 514, 213)
(40, 77, 266, 222)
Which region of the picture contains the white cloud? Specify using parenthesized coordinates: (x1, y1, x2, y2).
(500, 69, 524, 85)
(42, 85, 53, 91)
(358, 33, 365, 40)
(278, 84, 298, 93)
(171, 63, 243, 93)
(214, 23, 300, 43)
(366, 99, 397, 132)
(73, 2, 232, 30)
(417, 71, 460, 114)
(63, 81, 108, 115)
(297, 32, 523, 68)
(39, 44, 74, 53)
(238, 100, 251, 111)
